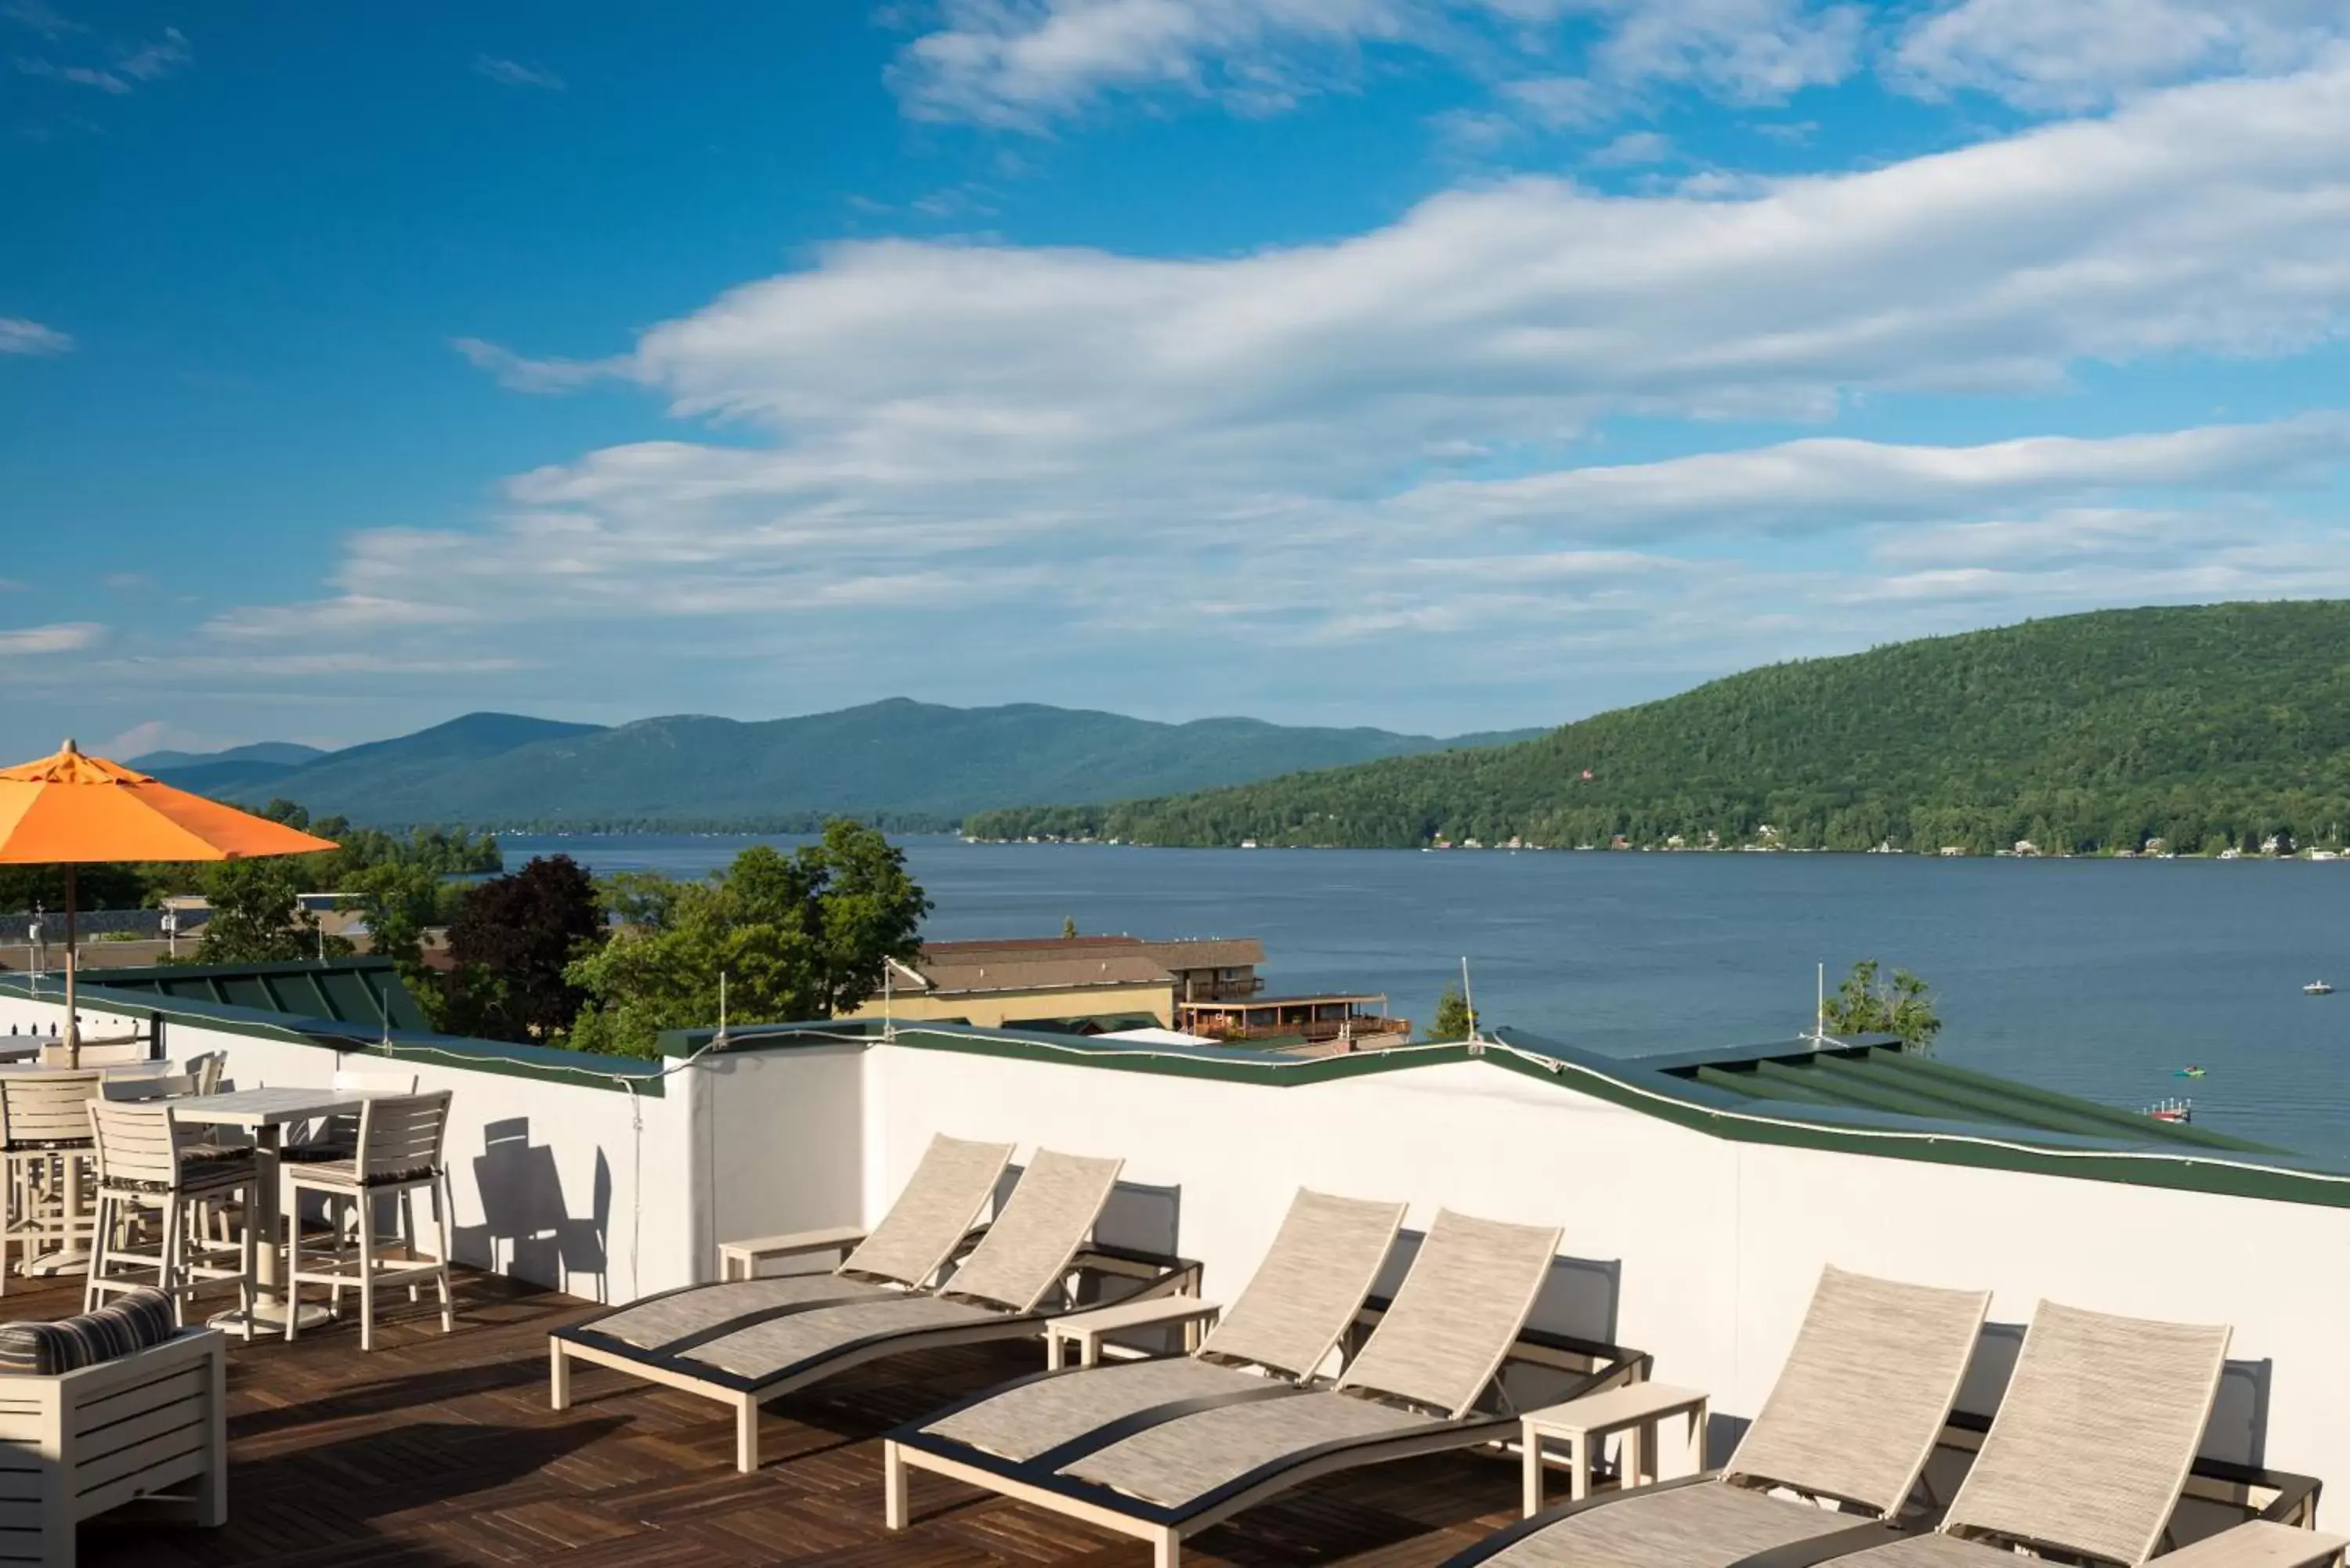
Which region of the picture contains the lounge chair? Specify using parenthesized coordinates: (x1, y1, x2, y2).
(888, 1206, 1567, 1567)
(1458, 1285, 2348, 1568)
(1448, 1264, 1991, 1568)
(553, 1140, 1158, 1470)
(899, 1188, 1408, 1480)
(1819, 1301, 2344, 1568)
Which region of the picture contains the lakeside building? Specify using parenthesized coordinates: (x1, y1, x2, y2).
(848, 934, 1266, 1031)
(1174, 992, 1412, 1050)
(2, 956, 2344, 1563)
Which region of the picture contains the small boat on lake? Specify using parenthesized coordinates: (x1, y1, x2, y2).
(2146, 1097, 2195, 1125)
(2305, 981, 2334, 995)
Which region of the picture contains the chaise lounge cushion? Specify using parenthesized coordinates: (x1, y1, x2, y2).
(1480, 1480, 1870, 1568)
(593, 1274, 898, 1350)
(0, 1288, 176, 1376)
(1064, 1389, 1442, 1508)
(927, 1356, 1280, 1462)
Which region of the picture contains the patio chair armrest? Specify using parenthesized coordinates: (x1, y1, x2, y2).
(2157, 1522, 2350, 1568)
(718, 1224, 867, 1279)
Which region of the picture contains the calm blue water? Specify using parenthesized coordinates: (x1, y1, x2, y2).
(504, 835, 2350, 1163)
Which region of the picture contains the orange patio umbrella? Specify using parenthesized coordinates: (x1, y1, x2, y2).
(0, 739, 338, 1063)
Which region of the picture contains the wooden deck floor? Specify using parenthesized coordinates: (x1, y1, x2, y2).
(30, 1269, 1531, 1567)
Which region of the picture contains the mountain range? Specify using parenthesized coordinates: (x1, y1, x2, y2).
(965, 602, 2350, 856)
(136, 703, 1542, 829)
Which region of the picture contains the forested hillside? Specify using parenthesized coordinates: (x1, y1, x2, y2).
(150, 701, 1538, 828)
(965, 602, 2350, 855)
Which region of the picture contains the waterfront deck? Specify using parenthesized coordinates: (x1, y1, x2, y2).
(58, 1267, 1524, 1567)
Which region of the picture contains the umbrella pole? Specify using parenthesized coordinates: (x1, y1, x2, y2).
(62, 865, 77, 1066)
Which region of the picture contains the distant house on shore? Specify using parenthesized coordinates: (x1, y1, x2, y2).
(846, 934, 1265, 1031)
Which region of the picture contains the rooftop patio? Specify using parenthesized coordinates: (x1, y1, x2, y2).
(5, 963, 2349, 1566)
(55, 1266, 1521, 1567)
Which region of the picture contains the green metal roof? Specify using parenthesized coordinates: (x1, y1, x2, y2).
(1645, 1039, 2279, 1154)
(75, 957, 431, 1034)
(1007, 1011, 1166, 1036)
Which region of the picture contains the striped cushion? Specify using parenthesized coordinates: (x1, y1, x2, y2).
(287, 1157, 440, 1188)
(0, 1289, 176, 1376)
(101, 1155, 255, 1194)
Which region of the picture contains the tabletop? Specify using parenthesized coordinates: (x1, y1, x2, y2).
(1051, 1295, 1224, 1334)
(1524, 1381, 1708, 1433)
(0, 1058, 173, 1078)
(171, 1085, 393, 1128)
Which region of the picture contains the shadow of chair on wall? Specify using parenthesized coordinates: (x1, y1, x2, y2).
(451, 1116, 612, 1302)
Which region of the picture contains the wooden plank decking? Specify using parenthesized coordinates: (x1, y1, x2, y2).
(18, 1268, 1531, 1566)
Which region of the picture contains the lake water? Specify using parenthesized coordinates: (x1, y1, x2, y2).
(504, 834, 2350, 1165)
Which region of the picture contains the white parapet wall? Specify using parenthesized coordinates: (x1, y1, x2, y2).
(814, 1032, 2350, 1501)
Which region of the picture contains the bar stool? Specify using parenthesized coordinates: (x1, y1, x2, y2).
(285, 1091, 454, 1351)
(0, 1071, 103, 1295)
(85, 1099, 259, 1330)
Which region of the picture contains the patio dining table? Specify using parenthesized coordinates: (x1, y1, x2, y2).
(172, 1085, 404, 1335)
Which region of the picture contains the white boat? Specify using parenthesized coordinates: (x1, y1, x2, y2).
(2305, 981, 2334, 995)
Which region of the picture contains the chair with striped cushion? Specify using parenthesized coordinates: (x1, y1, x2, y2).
(0, 1071, 103, 1298)
(284, 1090, 454, 1350)
(85, 1098, 259, 1331)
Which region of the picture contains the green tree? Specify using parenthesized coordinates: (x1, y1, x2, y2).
(346, 862, 449, 1029)
(1062, 915, 1079, 939)
(439, 855, 605, 1043)
(566, 821, 931, 1058)
(1821, 959, 1942, 1053)
(1427, 984, 1475, 1042)
(0, 864, 148, 913)
(195, 859, 352, 964)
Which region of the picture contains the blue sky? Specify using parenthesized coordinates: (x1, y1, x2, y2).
(6, 1, 2350, 759)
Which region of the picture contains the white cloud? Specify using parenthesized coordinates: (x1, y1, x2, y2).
(0, 318, 70, 355)
(13, 26, 186, 95)
(472, 54, 564, 89)
(0, 622, 104, 655)
(1896, 0, 2347, 111)
(283, 63, 2350, 723)
(450, 336, 611, 393)
(1587, 128, 1672, 164)
(1394, 414, 2350, 537)
(115, 26, 186, 82)
(891, 0, 1866, 128)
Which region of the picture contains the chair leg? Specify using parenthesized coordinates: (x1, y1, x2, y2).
(237, 1181, 258, 1339)
(401, 1190, 419, 1302)
(432, 1173, 453, 1334)
(282, 1205, 301, 1345)
(356, 1190, 375, 1353)
(81, 1191, 107, 1314)
(160, 1189, 187, 1328)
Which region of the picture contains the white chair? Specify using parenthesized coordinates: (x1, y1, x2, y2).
(284, 1091, 455, 1351)
(85, 1099, 259, 1330)
(0, 1071, 102, 1295)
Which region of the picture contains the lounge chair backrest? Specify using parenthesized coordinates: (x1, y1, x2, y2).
(841, 1134, 1016, 1288)
(1334, 1209, 1560, 1418)
(941, 1149, 1123, 1313)
(1940, 1300, 2227, 1566)
(1725, 1264, 1991, 1516)
(1198, 1189, 1407, 1378)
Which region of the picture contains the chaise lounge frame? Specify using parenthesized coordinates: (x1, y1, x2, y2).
(886, 1223, 1649, 1568)
(552, 1230, 1201, 1472)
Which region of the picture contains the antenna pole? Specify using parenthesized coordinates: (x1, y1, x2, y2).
(1813, 961, 1825, 1046)
(1459, 956, 1479, 1043)
(717, 970, 729, 1046)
